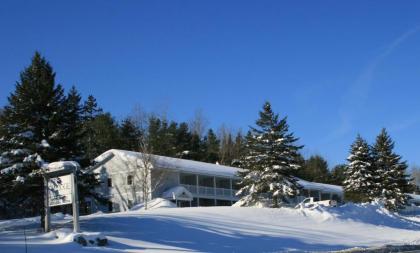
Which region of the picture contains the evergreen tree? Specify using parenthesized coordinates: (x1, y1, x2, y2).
(343, 135, 375, 202)
(202, 129, 220, 163)
(85, 113, 121, 160)
(298, 155, 330, 183)
(119, 117, 141, 151)
(237, 102, 303, 207)
(372, 129, 411, 210)
(175, 122, 193, 158)
(329, 164, 346, 186)
(0, 52, 67, 218)
(81, 95, 103, 162)
(58, 86, 84, 162)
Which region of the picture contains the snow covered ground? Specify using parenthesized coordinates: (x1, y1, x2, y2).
(1, 203, 420, 253)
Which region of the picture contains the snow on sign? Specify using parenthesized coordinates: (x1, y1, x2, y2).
(48, 175, 73, 207)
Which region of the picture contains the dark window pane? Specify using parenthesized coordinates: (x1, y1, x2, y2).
(198, 176, 214, 187)
(321, 193, 330, 200)
(180, 173, 197, 185)
(215, 177, 230, 189)
(127, 175, 133, 185)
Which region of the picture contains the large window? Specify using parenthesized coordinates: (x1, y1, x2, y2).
(127, 175, 133, 185)
(198, 175, 214, 187)
(321, 193, 330, 201)
(180, 173, 197, 185)
(107, 178, 112, 187)
(215, 177, 230, 189)
(309, 190, 320, 201)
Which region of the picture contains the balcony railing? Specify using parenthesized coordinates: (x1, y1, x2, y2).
(181, 184, 238, 198)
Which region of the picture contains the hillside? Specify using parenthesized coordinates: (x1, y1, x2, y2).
(1, 203, 420, 252)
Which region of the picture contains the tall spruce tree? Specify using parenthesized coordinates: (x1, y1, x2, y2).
(119, 117, 141, 151)
(299, 155, 330, 183)
(237, 102, 303, 207)
(343, 135, 375, 202)
(202, 129, 220, 163)
(372, 129, 411, 210)
(59, 86, 84, 161)
(0, 52, 67, 218)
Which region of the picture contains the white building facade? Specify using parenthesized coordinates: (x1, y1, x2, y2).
(91, 149, 344, 213)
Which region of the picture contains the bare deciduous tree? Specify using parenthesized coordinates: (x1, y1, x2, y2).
(189, 109, 209, 138)
(133, 137, 168, 210)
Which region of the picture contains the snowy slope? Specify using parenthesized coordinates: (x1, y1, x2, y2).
(1, 204, 420, 253)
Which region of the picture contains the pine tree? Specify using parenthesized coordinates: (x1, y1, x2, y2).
(0, 52, 66, 218)
(329, 164, 346, 186)
(85, 113, 121, 160)
(372, 129, 411, 210)
(175, 122, 193, 158)
(202, 129, 220, 163)
(59, 86, 84, 162)
(237, 102, 303, 207)
(299, 155, 330, 183)
(343, 135, 375, 202)
(81, 95, 103, 161)
(119, 117, 141, 151)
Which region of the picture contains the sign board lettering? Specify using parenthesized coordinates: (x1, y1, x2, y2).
(48, 175, 72, 207)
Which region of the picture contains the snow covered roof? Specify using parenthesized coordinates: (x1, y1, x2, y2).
(47, 161, 80, 171)
(162, 186, 193, 201)
(94, 149, 241, 178)
(407, 194, 420, 203)
(297, 179, 343, 194)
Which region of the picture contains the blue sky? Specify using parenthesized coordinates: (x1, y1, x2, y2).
(1, 1, 420, 167)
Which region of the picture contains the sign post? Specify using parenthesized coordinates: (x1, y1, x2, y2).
(43, 161, 80, 233)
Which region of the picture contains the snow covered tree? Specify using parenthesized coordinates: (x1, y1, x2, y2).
(372, 129, 412, 210)
(0, 52, 67, 218)
(237, 102, 303, 207)
(343, 135, 375, 203)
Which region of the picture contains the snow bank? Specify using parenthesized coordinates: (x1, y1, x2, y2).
(297, 200, 420, 229)
(130, 198, 176, 211)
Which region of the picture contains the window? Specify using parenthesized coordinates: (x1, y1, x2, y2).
(180, 173, 197, 185)
(309, 190, 320, 201)
(107, 178, 112, 187)
(199, 175, 214, 187)
(127, 175, 133, 185)
(215, 177, 230, 189)
(321, 193, 330, 200)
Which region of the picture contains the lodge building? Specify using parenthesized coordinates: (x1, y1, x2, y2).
(91, 149, 344, 212)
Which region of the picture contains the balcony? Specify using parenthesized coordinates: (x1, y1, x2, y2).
(180, 184, 238, 198)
